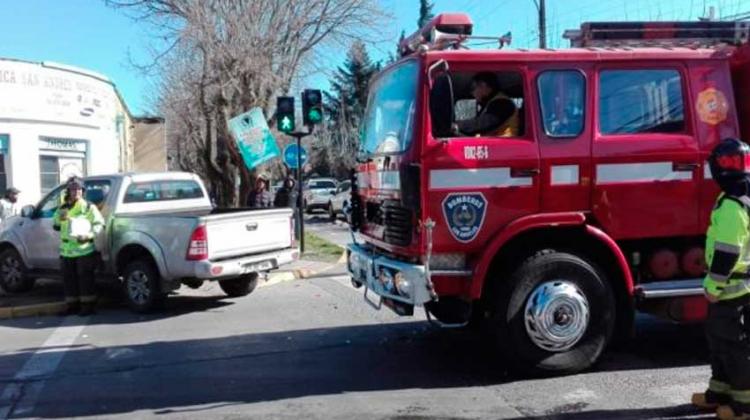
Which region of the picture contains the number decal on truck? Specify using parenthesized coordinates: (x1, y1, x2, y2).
(442, 192, 488, 243)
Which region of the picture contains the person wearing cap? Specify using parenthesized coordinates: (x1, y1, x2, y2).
(0, 187, 21, 223)
(246, 173, 273, 209)
(53, 177, 105, 316)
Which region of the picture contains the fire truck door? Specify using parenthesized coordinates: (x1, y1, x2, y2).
(592, 65, 701, 239)
(533, 66, 592, 213)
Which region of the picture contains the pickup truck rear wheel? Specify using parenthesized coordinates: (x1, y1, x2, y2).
(219, 273, 259, 297)
(487, 251, 615, 376)
(122, 260, 165, 313)
(0, 248, 34, 293)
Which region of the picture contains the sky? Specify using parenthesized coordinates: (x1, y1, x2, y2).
(0, 0, 747, 115)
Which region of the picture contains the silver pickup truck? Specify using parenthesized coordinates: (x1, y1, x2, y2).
(0, 172, 298, 312)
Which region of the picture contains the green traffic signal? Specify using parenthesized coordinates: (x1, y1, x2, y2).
(276, 96, 295, 133)
(302, 89, 323, 126)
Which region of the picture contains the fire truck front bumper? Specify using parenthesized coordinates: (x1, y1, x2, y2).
(347, 243, 434, 311)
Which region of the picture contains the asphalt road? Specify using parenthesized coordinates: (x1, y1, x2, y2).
(303, 212, 352, 248)
(0, 261, 716, 420)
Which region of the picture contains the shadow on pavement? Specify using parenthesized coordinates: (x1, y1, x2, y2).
(505, 404, 713, 419)
(0, 314, 712, 419)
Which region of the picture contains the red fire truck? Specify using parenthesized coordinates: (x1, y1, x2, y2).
(346, 14, 750, 375)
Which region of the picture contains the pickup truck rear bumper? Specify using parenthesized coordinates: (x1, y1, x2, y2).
(194, 247, 299, 280)
(347, 243, 434, 306)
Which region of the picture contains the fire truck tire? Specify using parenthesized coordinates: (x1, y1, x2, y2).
(489, 250, 615, 376)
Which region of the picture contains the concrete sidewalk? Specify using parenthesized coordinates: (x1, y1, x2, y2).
(0, 257, 346, 320)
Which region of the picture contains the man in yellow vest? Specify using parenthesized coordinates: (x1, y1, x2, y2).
(53, 177, 104, 316)
(454, 72, 520, 137)
(692, 138, 750, 419)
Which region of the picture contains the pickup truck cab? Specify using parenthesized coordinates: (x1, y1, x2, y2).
(0, 172, 298, 312)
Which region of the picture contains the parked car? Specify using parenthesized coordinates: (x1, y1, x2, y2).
(302, 178, 337, 213)
(327, 180, 351, 221)
(0, 172, 298, 312)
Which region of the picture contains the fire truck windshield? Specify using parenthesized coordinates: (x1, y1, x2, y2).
(360, 59, 419, 157)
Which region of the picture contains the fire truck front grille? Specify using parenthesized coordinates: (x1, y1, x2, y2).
(382, 201, 412, 246)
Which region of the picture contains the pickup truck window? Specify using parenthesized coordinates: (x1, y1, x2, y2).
(599, 69, 685, 135)
(85, 180, 112, 207)
(538, 70, 585, 138)
(124, 180, 204, 203)
(37, 186, 64, 218)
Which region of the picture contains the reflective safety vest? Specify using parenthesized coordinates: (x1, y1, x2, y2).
(480, 92, 520, 137)
(704, 193, 750, 301)
(52, 199, 104, 258)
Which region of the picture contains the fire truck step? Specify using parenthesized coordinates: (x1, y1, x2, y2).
(636, 279, 703, 299)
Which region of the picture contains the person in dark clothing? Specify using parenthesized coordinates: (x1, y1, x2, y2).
(246, 173, 273, 208)
(274, 176, 298, 208)
(454, 72, 520, 137)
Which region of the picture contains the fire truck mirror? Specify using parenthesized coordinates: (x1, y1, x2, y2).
(430, 72, 455, 139)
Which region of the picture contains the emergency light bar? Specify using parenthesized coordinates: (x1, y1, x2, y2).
(564, 21, 750, 48)
(399, 13, 474, 57)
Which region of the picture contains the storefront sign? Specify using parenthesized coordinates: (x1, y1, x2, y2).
(39, 137, 87, 153)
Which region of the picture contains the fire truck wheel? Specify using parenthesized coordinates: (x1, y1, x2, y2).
(489, 251, 615, 376)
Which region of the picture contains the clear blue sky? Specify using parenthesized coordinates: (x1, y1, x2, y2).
(1, 0, 746, 115)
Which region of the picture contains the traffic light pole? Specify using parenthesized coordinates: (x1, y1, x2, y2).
(290, 125, 314, 253)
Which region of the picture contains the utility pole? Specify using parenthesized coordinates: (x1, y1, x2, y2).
(533, 0, 547, 48)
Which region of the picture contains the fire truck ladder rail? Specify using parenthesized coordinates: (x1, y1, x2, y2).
(635, 279, 704, 299)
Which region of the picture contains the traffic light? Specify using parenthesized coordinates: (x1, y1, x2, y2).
(276, 96, 295, 133)
(302, 89, 323, 126)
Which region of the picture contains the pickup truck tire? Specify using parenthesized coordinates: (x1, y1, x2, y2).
(122, 260, 165, 313)
(487, 251, 615, 376)
(219, 273, 259, 297)
(0, 248, 34, 293)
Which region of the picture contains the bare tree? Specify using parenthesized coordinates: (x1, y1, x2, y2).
(108, 0, 386, 205)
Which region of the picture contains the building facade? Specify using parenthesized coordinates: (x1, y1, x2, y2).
(0, 58, 166, 204)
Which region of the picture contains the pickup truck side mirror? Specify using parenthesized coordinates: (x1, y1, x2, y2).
(21, 205, 35, 218)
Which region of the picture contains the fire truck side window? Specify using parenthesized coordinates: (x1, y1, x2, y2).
(443, 71, 524, 138)
(599, 69, 685, 135)
(537, 70, 585, 138)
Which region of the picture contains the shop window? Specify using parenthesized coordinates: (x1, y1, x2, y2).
(40, 156, 60, 195)
(599, 69, 685, 135)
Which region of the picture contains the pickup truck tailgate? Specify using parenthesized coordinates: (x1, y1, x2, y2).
(206, 209, 292, 260)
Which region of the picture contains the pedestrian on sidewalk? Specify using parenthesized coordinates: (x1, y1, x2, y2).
(0, 187, 21, 223)
(246, 173, 273, 209)
(274, 176, 298, 208)
(53, 177, 104, 316)
(692, 138, 750, 420)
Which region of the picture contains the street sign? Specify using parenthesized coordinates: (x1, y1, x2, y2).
(228, 108, 281, 169)
(283, 144, 308, 169)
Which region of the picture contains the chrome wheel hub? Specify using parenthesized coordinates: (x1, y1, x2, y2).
(524, 281, 590, 352)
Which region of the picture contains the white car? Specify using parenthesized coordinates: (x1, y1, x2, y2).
(327, 180, 351, 221)
(303, 178, 337, 213)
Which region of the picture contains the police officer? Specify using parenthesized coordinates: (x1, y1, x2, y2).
(53, 177, 104, 316)
(692, 138, 750, 419)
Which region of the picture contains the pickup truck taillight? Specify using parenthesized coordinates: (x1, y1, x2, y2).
(186, 225, 208, 261)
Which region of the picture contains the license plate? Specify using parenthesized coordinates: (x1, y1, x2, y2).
(243, 260, 274, 273)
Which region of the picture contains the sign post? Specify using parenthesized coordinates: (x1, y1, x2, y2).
(288, 129, 312, 253)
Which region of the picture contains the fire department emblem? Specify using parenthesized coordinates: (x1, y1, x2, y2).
(696, 87, 729, 125)
(442, 193, 487, 243)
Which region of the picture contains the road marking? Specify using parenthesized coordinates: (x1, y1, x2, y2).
(0, 317, 87, 419)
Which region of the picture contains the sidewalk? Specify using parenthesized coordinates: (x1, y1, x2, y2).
(0, 257, 346, 320)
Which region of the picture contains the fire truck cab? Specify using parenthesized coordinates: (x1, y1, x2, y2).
(347, 14, 750, 375)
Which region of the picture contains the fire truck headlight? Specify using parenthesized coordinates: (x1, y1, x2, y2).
(394, 271, 411, 298)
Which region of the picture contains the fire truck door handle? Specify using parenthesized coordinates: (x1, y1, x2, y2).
(672, 162, 699, 172)
(510, 168, 540, 178)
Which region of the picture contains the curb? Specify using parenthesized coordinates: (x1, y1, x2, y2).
(261, 250, 347, 289)
(0, 301, 67, 320)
